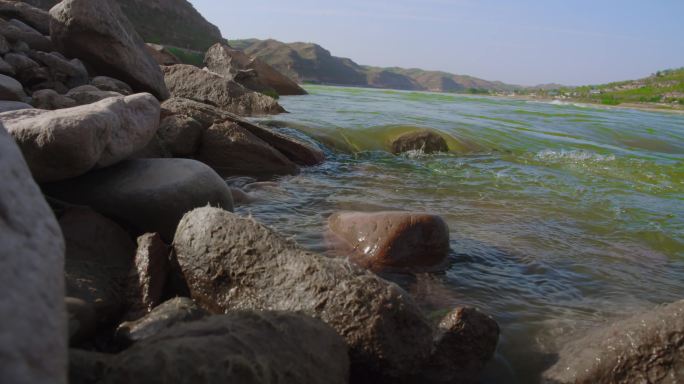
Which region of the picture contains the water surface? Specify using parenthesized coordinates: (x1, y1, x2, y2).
(241, 85, 684, 383)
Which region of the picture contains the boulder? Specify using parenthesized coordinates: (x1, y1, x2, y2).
(197, 121, 299, 177)
(162, 64, 284, 116)
(4, 52, 38, 72)
(205, 43, 307, 96)
(43, 158, 234, 241)
(69, 349, 112, 384)
(30, 88, 77, 109)
(1, 93, 160, 182)
(327, 211, 451, 271)
(157, 114, 203, 157)
(391, 130, 449, 154)
(28, 50, 89, 88)
(161, 97, 325, 165)
(145, 43, 180, 66)
(0, 0, 50, 34)
(50, 0, 169, 99)
(124, 233, 169, 320)
(66, 297, 97, 346)
(115, 297, 208, 345)
(173, 207, 434, 381)
(542, 299, 684, 384)
(129, 133, 171, 159)
(104, 312, 349, 384)
(0, 124, 67, 384)
(0, 99, 31, 112)
(0, 17, 52, 51)
(0, 73, 26, 100)
(0, 55, 14, 75)
(66, 84, 121, 105)
(60, 207, 136, 325)
(91, 76, 132, 95)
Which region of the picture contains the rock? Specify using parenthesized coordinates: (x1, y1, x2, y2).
(4, 52, 38, 72)
(327, 211, 451, 271)
(229, 187, 255, 204)
(157, 114, 203, 157)
(66, 297, 97, 346)
(115, 297, 208, 345)
(391, 130, 449, 154)
(0, 34, 9, 54)
(0, 0, 50, 34)
(424, 307, 500, 383)
(50, 0, 169, 100)
(1, 93, 160, 182)
(91, 76, 132, 95)
(161, 97, 325, 166)
(124, 233, 169, 320)
(66, 84, 122, 105)
(129, 133, 171, 159)
(0, 17, 52, 51)
(173, 207, 434, 381)
(104, 312, 349, 384)
(145, 43, 180, 66)
(197, 121, 299, 177)
(0, 99, 31, 112)
(28, 50, 89, 88)
(0, 55, 14, 75)
(14, 63, 49, 88)
(542, 299, 684, 384)
(69, 349, 112, 384)
(0, 73, 25, 100)
(162, 64, 284, 116)
(205, 43, 307, 96)
(0, 124, 67, 384)
(43, 158, 234, 241)
(60, 208, 136, 325)
(30, 88, 77, 109)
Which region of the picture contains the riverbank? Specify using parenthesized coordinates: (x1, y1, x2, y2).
(496, 93, 684, 115)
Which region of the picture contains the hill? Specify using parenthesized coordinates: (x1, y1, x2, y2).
(230, 38, 520, 93)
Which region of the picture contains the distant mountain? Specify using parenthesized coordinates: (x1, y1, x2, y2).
(230, 38, 521, 93)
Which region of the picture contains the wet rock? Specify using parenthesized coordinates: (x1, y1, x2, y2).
(542, 299, 684, 384)
(91, 76, 132, 95)
(115, 297, 208, 345)
(0, 124, 67, 384)
(1, 93, 160, 182)
(205, 42, 307, 96)
(30, 88, 77, 109)
(44, 158, 234, 241)
(66, 297, 97, 346)
(161, 97, 325, 165)
(424, 307, 500, 383)
(0, 99, 31, 112)
(28, 50, 89, 88)
(0, 0, 50, 34)
(69, 349, 112, 384)
(0, 73, 26, 100)
(104, 312, 349, 384)
(60, 207, 136, 325)
(173, 207, 434, 381)
(66, 84, 121, 105)
(50, 0, 169, 99)
(162, 64, 284, 116)
(327, 211, 451, 271)
(124, 233, 169, 320)
(157, 114, 203, 157)
(0, 17, 52, 51)
(391, 130, 449, 154)
(145, 43, 180, 66)
(197, 121, 299, 177)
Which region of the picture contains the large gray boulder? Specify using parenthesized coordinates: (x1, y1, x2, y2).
(0, 124, 67, 384)
(43, 158, 234, 241)
(197, 121, 299, 177)
(103, 312, 349, 384)
(543, 299, 684, 384)
(162, 64, 284, 116)
(173, 207, 434, 381)
(49, 0, 169, 100)
(1, 93, 160, 182)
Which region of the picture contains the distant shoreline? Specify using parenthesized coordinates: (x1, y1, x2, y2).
(494, 94, 684, 115)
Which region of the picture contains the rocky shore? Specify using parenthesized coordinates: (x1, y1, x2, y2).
(0, 1, 682, 384)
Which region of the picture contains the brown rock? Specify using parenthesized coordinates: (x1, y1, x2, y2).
(90, 76, 132, 95)
(124, 233, 169, 320)
(50, 0, 169, 99)
(391, 130, 449, 154)
(157, 114, 203, 157)
(197, 121, 299, 177)
(30, 88, 77, 109)
(66, 84, 122, 105)
(327, 211, 451, 271)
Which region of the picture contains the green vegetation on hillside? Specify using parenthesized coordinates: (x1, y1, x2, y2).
(165, 46, 205, 67)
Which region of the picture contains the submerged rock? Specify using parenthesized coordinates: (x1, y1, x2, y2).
(50, 0, 169, 99)
(327, 211, 451, 271)
(542, 299, 684, 384)
(173, 207, 435, 381)
(0, 124, 67, 384)
(104, 312, 349, 384)
(391, 130, 449, 154)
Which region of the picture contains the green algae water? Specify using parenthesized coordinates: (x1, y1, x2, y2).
(241, 85, 684, 383)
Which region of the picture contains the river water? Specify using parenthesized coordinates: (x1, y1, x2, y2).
(241, 85, 684, 382)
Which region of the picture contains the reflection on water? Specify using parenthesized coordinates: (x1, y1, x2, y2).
(241, 85, 684, 383)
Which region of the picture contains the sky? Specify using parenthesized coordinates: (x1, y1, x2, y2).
(190, 0, 684, 86)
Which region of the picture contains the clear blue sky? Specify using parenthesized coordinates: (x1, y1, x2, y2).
(190, 0, 684, 86)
